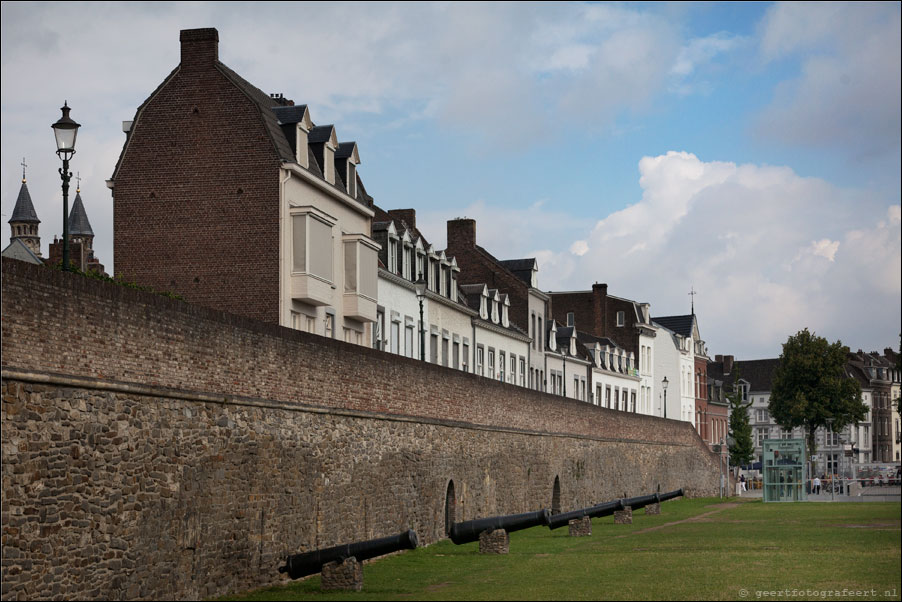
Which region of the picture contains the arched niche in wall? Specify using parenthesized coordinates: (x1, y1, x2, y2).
(444, 479, 456, 536)
(551, 476, 561, 515)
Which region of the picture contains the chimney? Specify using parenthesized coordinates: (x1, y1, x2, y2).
(180, 28, 219, 70)
(388, 209, 417, 233)
(724, 355, 734, 375)
(591, 283, 607, 338)
(715, 354, 723, 362)
(885, 348, 894, 356)
(447, 218, 476, 250)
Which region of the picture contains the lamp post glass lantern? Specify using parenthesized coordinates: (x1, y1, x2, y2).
(51, 102, 80, 271)
(414, 274, 427, 362)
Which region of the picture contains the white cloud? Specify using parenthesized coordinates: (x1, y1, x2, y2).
(755, 2, 901, 156)
(524, 152, 899, 358)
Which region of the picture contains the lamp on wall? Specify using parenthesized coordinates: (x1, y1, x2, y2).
(51, 102, 80, 272)
(662, 376, 669, 420)
(414, 273, 427, 362)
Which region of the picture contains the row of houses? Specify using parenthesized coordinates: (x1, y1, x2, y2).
(95, 28, 735, 449)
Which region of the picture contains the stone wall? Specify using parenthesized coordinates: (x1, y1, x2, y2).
(1, 259, 720, 600)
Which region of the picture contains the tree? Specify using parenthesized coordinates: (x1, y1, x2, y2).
(728, 367, 755, 467)
(769, 329, 865, 456)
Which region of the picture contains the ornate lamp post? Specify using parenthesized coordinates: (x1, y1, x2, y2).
(662, 376, 669, 419)
(51, 102, 80, 272)
(414, 273, 427, 362)
(826, 417, 835, 501)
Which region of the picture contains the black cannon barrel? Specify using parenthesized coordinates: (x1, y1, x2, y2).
(657, 488, 684, 503)
(547, 499, 624, 530)
(620, 493, 659, 510)
(449, 509, 551, 545)
(279, 530, 418, 580)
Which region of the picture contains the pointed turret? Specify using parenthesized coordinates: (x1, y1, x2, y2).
(68, 187, 94, 250)
(7, 161, 42, 257)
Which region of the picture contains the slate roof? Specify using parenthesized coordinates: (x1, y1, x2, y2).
(335, 142, 357, 159)
(9, 181, 39, 223)
(1, 238, 43, 264)
(708, 358, 780, 392)
(113, 53, 374, 208)
(68, 191, 94, 236)
(308, 125, 336, 144)
(652, 314, 694, 338)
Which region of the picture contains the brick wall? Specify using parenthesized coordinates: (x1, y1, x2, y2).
(550, 285, 643, 356)
(113, 29, 281, 325)
(1, 259, 720, 599)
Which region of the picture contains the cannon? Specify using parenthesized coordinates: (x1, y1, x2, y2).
(547, 499, 623, 530)
(448, 509, 551, 545)
(279, 529, 418, 580)
(621, 488, 684, 511)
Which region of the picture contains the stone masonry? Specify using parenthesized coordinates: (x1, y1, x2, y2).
(478, 529, 510, 555)
(320, 557, 363, 591)
(1, 259, 720, 600)
(568, 516, 592, 537)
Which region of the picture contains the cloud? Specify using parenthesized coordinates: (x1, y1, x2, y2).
(527, 151, 900, 358)
(755, 2, 901, 156)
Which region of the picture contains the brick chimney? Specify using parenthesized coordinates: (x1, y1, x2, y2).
(447, 218, 476, 250)
(388, 209, 416, 233)
(591, 282, 607, 337)
(715, 354, 723, 362)
(180, 28, 219, 70)
(723, 355, 734, 375)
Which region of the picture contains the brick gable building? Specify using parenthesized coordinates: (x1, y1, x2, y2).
(110, 28, 378, 344)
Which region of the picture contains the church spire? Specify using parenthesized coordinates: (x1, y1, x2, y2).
(68, 179, 94, 250)
(8, 160, 42, 257)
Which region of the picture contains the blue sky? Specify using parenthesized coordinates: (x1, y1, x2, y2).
(2, 2, 899, 359)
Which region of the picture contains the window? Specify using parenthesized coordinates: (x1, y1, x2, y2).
(519, 358, 526, 386)
(405, 324, 414, 358)
(616, 311, 625, 327)
(567, 312, 574, 327)
(453, 341, 460, 370)
(499, 351, 506, 381)
(374, 309, 385, 349)
(292, 213, 334, 282)
(343, 237, 378, 298)
(477, 346, 484, 376)
(388, 239, 398, 273)
(442, 336, 450, 367)
(391, 320, 400, 354)
(462, 342, 470, 372)
(531, 314, 536, 349)
(605, 386, 611, 408)
(537, 318, 543, 350)
(510, 355, 516, 384)
(430, 332, 439, 363)
(325, 312, 335, 338)
(488, 349, 495, 378)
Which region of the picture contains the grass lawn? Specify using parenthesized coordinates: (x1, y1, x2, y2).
(219, 498, 901, 601)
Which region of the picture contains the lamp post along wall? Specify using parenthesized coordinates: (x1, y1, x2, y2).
(662, 376, 669, 419)
(415, 274, 426, 362)
(51, 102, 80, 272)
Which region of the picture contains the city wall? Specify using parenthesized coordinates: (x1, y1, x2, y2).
(1, 259, 720, 600)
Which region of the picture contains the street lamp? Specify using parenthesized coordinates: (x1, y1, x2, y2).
(826, 418, 835, 501)
(662, 376, 669, 419)
(51, 102, 80, 272)
(414, 273, 427, 362)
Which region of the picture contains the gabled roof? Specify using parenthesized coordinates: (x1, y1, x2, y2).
(708, 358, 780, 392)
(308, 125, 337, 145)
(651, 314, 694, 338)
(68, 191, 94, 236)
(272, 104, 310, 127)
(1, 238, 43, 264)
(9, 181, 39, 224)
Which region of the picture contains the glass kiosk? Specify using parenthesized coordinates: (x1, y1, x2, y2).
(762, 439, 807, 502)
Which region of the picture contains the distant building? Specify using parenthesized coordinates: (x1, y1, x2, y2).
(4, 175, 42, 259)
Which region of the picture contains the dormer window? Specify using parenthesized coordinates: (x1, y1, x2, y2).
(616, 311, 625, 327)
(502, 297, 510, 328)
(479, 289, 489, 320)
(388, 237, 398, 274)
(567, 312, 574, 327)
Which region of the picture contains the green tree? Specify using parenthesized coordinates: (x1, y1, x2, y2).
(727, 367, 755, 467)
(769, 329, 865, 455)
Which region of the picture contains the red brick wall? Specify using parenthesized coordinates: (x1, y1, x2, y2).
(2, 258, 710, 450)
(550, 285, 642, 356)
(446, 219, 532, 331)
(113, 31, 281, 324)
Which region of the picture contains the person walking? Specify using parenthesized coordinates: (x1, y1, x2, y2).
(813, 475, 821, 495)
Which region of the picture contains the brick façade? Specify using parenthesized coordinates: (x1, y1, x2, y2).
(112, 28, 281, 325)
(550, 283, 645, 357)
